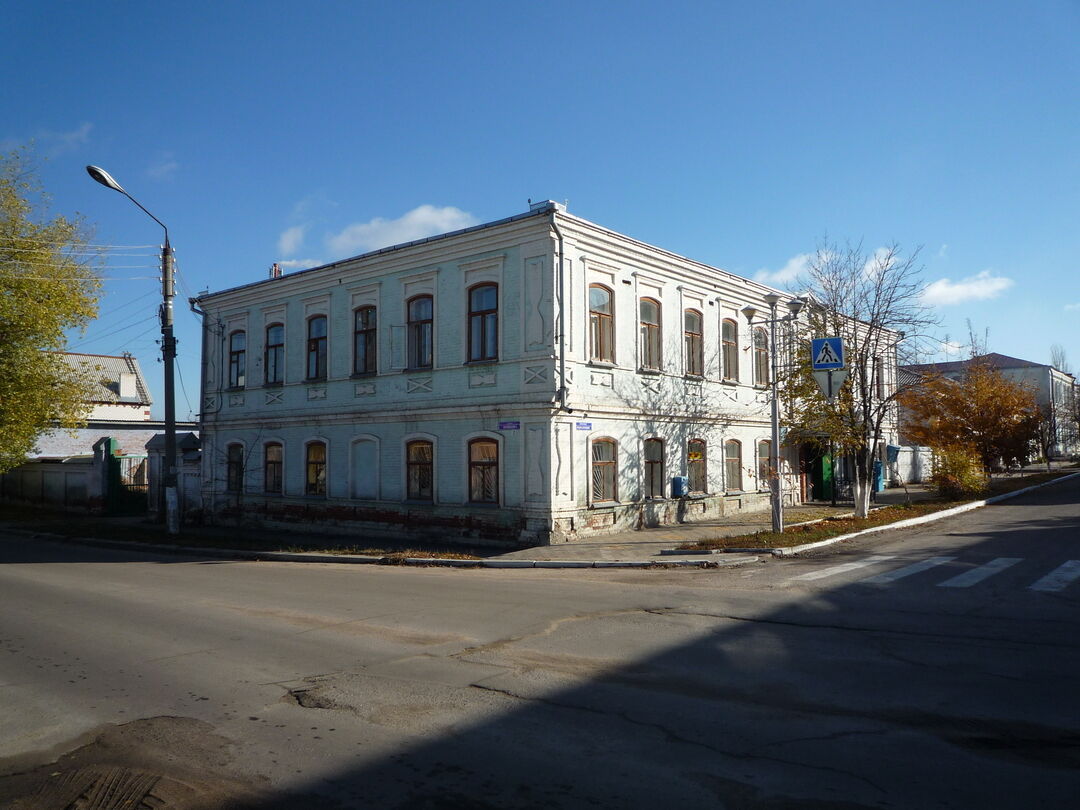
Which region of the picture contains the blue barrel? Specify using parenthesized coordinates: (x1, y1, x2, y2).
(671, 476, 689, 497)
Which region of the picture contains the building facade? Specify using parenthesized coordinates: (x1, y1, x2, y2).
(196, 202, 862, 545)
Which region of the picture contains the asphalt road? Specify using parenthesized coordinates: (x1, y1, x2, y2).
(1, 476, 1078, 809)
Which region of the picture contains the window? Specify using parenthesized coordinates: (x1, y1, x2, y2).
(353, 306, 377, 375)
(468, 284, 498, 362)
(644, 438, 665, 498)
(757, 440, 772, 490)
(722, 319, 738, 381)
(591, 438, 617, 502)
(754, 327, 769, 385)
(408, 295, 433, 369)
(639, 298, 661, 370)
(305, 442, 326, 496)
(687, 439, 707, 493)
(306, 316, 327, 380)
(265, 323, 284, 384)
(228, 331, 246, 388)
(264, 442, 283, 494)
(684, 309, 703, 376)
(468, 439, 498, 503)
(406, 440, 434, 501)
(874, 356, 885, 400)
(589, 285, 614, 363)
(226, 443, 244, 493)
(724, 439, 742, 492)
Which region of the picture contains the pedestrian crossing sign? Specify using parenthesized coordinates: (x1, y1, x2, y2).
(811, 337, 845, 370)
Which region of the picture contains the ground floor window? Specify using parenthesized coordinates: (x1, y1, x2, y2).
(757, 440, 772, 490)
(226, 444, 244, 493)
(591, 438, 617, 502)
(644, 438, 664, 498)
(468, 439, 498, 503)
(724, 439, 742, 492)
(687, 439, 706, 493)
(407, 440, 434, 501)
(306, 442, 327, 496)
(264, 443, 282, 494)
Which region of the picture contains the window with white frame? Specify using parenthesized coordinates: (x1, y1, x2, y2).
(407, 296, 433, 369)
(228, 331, 246, 388)
(724, 439, 742, 492)
(406, 439, 434, 501)
(264, 442, 283, 494)
(468, 284, 498, 362)
(591, 438, 617, 501)
(687, 439, 707, 493)
(722, 319, 738, 380)
(639, 298, 661, 370)
(684, 309, 703, 376)
(644, 438, 665, 498)
(468, 438, 498, 503)
(589, 285, 614, 363)
(264, 323, 284, 384)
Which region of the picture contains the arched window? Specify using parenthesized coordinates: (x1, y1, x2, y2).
(754, 327, 769, 385)
(757, 440, 772, 490)
(687, 439, 707, 493)
(591, 438, 617, 502)
(306, 316, 327, 380)
(722, 319, 738, 381)
(226, 443, 244, 492)
(589, 285, 614, 363)
(228, 331, 246, 388)
(354, 306, 377, 375)
(644, 438, 665, 498)
(468, 284, 498, 362)
(406, 440, 434, 501)
(639, 298, 661, 370)
(724, 439, 743, 492)
(264, 442, 283, 494)
(407, 295, 433, 369)
(265, 323, 284, 384)
(468, 438, 499, 503)
(684, 309, 703, 376)
(305, 441, 327, 496)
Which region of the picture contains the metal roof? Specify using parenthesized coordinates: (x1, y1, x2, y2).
(57, 352, 153, 406)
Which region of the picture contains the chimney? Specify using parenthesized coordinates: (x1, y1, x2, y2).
(270, 262, 282, 279)
(118, 372, 137, 399)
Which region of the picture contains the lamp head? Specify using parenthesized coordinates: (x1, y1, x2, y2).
(86, 165, 125, 194)
(787, 297, 806, 317)
(741, 305, 757, 323)
(763, 293, 781, 308)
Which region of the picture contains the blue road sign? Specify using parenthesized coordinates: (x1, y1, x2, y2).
(811, 337, 845, 370)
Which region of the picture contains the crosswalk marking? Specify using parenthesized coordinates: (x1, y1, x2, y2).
(860, 556, 956, 584)
(938, 557, 1023, 588)
(1028, 560, 1080, 593)
(789, 555, 896, 582)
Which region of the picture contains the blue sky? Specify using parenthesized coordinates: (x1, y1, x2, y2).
(4, 1, 1078, 418)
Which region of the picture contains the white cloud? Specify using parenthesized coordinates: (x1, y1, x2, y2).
(921, 270, 1014, 306)
(277, 258, 319, 269)
(278, 225, 306, 256)
(1065, 302, 1080, 312)
(40, 122, 93, 156)
(938, 243, 949, 258)
(146, 153, 179, 181)
(327, 205, 478, 256)
(754, 253, 810, 286)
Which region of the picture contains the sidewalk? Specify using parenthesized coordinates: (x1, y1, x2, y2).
(494, 484, 937, 563)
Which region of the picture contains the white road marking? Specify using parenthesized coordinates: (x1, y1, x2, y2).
(860, 556, 956, 584)
(789, 555, 896, 582)
(938, 558, 1023, 588)
(1029, 560, 1080, 593)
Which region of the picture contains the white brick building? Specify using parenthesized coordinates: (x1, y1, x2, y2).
(195, 202, 821, 545)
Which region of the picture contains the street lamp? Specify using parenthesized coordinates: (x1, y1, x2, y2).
(742, 294, 805, 534)
(86, 165, 180, 535)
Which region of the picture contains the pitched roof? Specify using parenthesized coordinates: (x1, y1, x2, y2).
(901, 352, 1049, 376)
(56, 352, 153, 406)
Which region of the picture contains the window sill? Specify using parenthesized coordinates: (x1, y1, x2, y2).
(638, 367, 662, 376)
(720, 379, 739, 386)
(464, 359, 499, 366)
(261, 381, 284, 388)
(587, 360, 616, 369)
(403, 499, 436, 505)
(466, 501, 501, 508)
(402, 367, 434, 374)
(684, 374, 704, 381)
(589, 500, 619, 509)
(225, 385, 245, 392)
(350, 371, 377, 379)
(304, 378, 328, 384)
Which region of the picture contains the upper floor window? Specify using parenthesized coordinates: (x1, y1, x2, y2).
(305, 441, 327, 496)
(757, 440, 772, 490)
(874, 356, 885, 400)
(722, 319, 738, 381)
(468, 438, 498, 503)
(265, 323, 284, 385)
(408, 295, 433, 369)
(591, 438, 617, 502)
(406, 439, 434, 501)
(753, 327, 769, 385)
(589, 285, 614, 363)
(354, 306, 377, 375)
(468, 284, 498, 362)
(226, 443, 244, 492)
(264, 442, 283, 494)
(306, 316, 327, 380)
(684, 309, 703, 376)
(228, 331, 246, 388)
(644, 438, 665, 498)
(687, 439, 707, 493)
(639, 298, 661, 370)
(724, 439, 743, 492)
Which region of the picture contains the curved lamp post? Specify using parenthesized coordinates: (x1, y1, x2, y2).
(742, 294, 805, 534)
(86, 165, 179, 535)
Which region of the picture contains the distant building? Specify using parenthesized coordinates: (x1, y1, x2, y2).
(901, 353, 1079, 457)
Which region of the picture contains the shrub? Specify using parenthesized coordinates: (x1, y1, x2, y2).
(931, 448, 989, 499)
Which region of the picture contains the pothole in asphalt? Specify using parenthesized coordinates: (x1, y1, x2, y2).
(0, 715, 271, 809)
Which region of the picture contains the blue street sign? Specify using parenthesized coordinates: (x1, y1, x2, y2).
(811, 337, 845, 370)
(498, 421, 520, 430)
(575, 422, 593, 431)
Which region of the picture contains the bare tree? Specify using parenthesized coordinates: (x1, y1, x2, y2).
(782, 240, 939, 518)
(1050, 344, 1070, 374)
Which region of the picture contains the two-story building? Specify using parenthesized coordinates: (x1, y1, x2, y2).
(195, 202, 824, 545)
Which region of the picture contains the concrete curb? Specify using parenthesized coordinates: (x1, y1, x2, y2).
(0, 526, 760, 570)
(771, 471, 1080, 558)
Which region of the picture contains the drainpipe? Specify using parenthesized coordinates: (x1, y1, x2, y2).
(551, 210, 572, 413)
